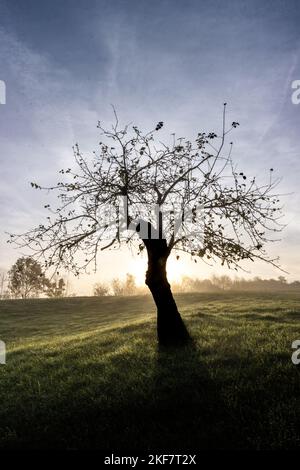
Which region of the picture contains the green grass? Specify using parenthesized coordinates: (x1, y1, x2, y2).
(1, 291, 300, 450)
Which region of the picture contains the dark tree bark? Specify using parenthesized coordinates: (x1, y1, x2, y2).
(142, 233, 191, 346)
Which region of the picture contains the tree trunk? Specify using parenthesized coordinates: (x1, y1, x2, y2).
(144, 238, 190, 346)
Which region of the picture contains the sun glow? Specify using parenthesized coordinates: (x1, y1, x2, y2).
(166, 256, 187, 283)
(128, 254, 188, 286)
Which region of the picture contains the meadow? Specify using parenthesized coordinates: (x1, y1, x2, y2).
(1, 291, 300, 450)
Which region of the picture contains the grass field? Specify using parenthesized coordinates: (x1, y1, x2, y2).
(1, 291, 300, 450)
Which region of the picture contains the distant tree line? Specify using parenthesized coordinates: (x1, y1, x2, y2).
(1, 257, 299, 300)
(170, 275, 300, 293)
(94, 273, 146, 297)
(93, 273, 300, 296)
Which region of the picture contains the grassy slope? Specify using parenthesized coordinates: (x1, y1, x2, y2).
(1, 292, 300, 450)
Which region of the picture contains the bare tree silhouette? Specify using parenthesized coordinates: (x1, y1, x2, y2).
(10, 104, 284, 345)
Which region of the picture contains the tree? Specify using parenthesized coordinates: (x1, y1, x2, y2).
(46, 276, 66, 298)
(10, 105, 284, 345)
(278, 276, 287, 284)
(111, 274, 138, 296)
(111, 278, 125, 296)
(212, 274, 232, 291)
(93, 282, 110, 296)
(124, 273, 137, 295)
(8, 257, 47, 299)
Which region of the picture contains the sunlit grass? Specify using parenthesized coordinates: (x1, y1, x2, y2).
(1, 292, 300, 449)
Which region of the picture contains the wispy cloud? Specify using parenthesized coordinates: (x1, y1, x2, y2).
(1, 0, 300, 292)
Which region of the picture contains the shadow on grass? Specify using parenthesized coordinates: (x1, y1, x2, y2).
(66, 343, 248, 451)
(3, 293, 300, 450)
(146, 343, 247, 451)
(1, 341, 248, 451)
(86, 341, 248, 451)
(5, 318, 299, 450)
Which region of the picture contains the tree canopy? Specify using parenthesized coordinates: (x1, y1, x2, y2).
(10, 104, 284, 276)
(8, 257, 47, 299)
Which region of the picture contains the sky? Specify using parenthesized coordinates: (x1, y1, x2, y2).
(0, 0, 300, 294)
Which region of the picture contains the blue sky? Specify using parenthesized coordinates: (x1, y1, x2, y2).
(1, 0, 300, 293)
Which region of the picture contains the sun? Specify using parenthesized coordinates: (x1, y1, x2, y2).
(128, 254, 186, 285)
(166, 256, 186, 283)
(127, 257, 147, 285)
